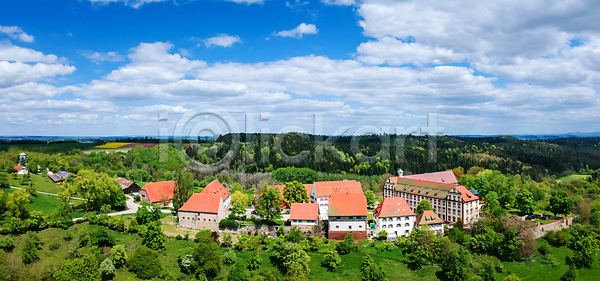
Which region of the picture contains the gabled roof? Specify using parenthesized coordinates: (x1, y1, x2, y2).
(290, 203, 318, 221)
(142, 180, 175, 203)
(313, 180, 363, 198)
(373, 197, 415, 218)
(328, 192, 367, 217)
(416, 210, 444, 226)
(115, 178, 135, 188)
(394, 178, 478, 202)
(403, 170, 458, 184)
(201, 180, 231, 202)
(13, 164, 25, 171)
(179, 193, 222, 214)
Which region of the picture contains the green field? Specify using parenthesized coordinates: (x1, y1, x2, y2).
(9, 174, 62, 194)
(1, 188, 85, 220)
(557, 174, 591, 183)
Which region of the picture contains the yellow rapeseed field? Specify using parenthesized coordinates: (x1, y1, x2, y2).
(93, 142, 132, 149)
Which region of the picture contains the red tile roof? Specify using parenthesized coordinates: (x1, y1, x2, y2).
(416, 210, 444, 226)
(179, 193, 222, 214)
(455, 185, 479, 202)
(373, 197, 415, 218)
(290, 203, 318, 221)
(13, 164, 25, 171)
(115, 178, 134, 187)
(201, 180, 231, 201)
(328, 192, 367, 217)
(313, 180, 363, 197)
(403, 170, 458, 184)
(142, 180, 175, 203)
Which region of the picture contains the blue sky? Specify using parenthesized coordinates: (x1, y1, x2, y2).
(1, 0, 600, 137)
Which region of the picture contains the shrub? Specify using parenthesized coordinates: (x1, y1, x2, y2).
(322, 248, 341, 270)
(100, 258, 116, 279)
(545, 230, 568, 247)
(128, 246, 162, 280)
(0, 238, 14, 251)
(176, 234, 183, 240)
(49, 242, 61, 251)
(107, 216, 125, 231)
(223, 249, 237, 265)
(541, 254, 559, 267)
(247, 250, 262, 270)
(111, 245, 127, 268)
(335, 233, 357, 254)
(219, 218, 239, 229)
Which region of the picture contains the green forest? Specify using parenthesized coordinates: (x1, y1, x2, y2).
(1, 135, 600, 280)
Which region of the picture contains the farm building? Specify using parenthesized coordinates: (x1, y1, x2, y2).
(140, 180, 175, 205)
(115, 178, 140, 194)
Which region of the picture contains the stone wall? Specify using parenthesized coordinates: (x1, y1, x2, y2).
(532, 217, 574, 239)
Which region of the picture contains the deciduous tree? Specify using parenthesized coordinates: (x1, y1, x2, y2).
(256, 186, 282, 222)
(515, 189, 535, 214)
(173, 170, 194, 210)
(361, 255, 386, 281)
(283, 180, 309, 203)
(416, 199, 433, 215)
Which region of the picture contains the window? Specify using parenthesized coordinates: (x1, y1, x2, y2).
(382, 225, 386, 229)
(382, 218, 386, 222)
(336, 225, 339, 229)
(397, 224, 401, 227)
(359, 225, 362, 228)
(388, 224, 393, 228)
(405, 230, 409, 234)
(405, 217, 409, 221)
(405, 223, 409, 227)
(349, 226, 352, 229)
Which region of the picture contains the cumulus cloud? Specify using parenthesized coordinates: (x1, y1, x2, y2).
(205, 34, 242, 48)
(356, 37, 464, 66)
(0, 25, 34, 42)
(0, 61, 76, 88)
(81, 50, 125, 64)
(273, 23, 318, 38)
(104, 42, 206, 84)
(0, 43, 59, 63)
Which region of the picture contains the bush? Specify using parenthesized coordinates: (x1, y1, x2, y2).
(545, 230, 568, 247)
(375, 241, 396, 252)
(49, 242, 61, 251)
(0, 238, 14, 251)
(100, 258, 116, 279)
(335, 233, 357, 254)
(107, 216, 125, 231)
(111, 245, 127, 268)
(541, 254, 559, 267)
(538, 243, 550, 255)
(219, 218, 239, 229)
(223, 250, 237, 265)
(128, 246, 162, 280)
(176, 234, 183, 240)
(21, 233, 41, 264)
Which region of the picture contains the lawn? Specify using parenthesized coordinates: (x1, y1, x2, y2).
(557, 174, 591, 183)
(8, 174, 63, 194)
(1, 188, 85, 218)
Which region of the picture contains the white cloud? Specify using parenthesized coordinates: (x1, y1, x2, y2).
(81, 51, 125, 64)
(88, 0, 168, 9)
(273, 23, 318, 38)
(0, 43, 59, 63)
(321, 0, 355, 6)
(356, 37, 464, 66)
(205, 34, 242, 48)
(0, 61, 75, 88)
(0, 82, 68, 100)
(104, 42, 206, 84)
(0, 25, 34, 42)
